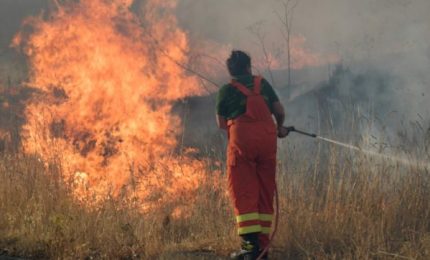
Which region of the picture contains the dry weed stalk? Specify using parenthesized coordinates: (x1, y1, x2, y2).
(0, 143, 429, 259)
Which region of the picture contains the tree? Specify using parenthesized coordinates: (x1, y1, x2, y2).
(276, 0, 299, 98)
(248, 21, 277, 87)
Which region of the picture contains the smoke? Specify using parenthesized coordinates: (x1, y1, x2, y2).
(177, 0, 429, 86)
(0, 0, 51, 86)
(0, 0, 48, 48)
(175, 0, 430, 150)
(0, 0, 429, 153)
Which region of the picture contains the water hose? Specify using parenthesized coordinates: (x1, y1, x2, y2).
(256, 126, 316, 260)
(257, 126, 429, 259)
(256, 185, 279, 260)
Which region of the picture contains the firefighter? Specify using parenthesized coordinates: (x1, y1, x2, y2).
(216, 50, 289, 260)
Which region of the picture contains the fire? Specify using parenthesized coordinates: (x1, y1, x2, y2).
(252, 35, 339, 72)
(13, 0, 209, 208)
(289, 35, 339, 69)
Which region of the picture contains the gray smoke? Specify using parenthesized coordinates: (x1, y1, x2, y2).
(0, 0, 429, 152)
(0, 0, 50, 85)
(176, 0, 430, 151)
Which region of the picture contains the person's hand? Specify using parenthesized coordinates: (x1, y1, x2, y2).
(277, 126, 295, 138)
(277, 126, 289, 138)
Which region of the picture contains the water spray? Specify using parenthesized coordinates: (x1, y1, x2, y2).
(283, 126, 430, 170)
(259, 126, 430, 260)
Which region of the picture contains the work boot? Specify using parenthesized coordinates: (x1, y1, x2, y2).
(230, 233, 260, 260)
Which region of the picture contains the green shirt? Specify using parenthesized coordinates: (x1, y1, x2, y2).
(216, 75, 280, 120)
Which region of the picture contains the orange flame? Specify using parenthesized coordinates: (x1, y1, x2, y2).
(252, 35, 339, 72)
(13, 0, 209, 208)
(289, 35, 339, 69)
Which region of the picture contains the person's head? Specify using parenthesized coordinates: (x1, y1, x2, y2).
(226, 50, 251, 77)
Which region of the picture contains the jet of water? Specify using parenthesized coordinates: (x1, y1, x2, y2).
(316, 136, 430, 170)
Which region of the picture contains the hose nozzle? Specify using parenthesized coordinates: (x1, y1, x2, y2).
(285, 126, 318, 138)
(284, 126, 295, 132)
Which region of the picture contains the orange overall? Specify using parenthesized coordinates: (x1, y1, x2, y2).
(227, 76, 277, 249)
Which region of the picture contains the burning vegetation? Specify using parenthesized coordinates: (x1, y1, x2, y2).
(0, 0, 429, 259)
(12, 0, 211, 205)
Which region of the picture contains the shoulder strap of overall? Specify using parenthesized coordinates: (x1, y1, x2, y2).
(230, 76, 263, 96)
(230, 80, 254, 96)
(253, 76, 262, 94)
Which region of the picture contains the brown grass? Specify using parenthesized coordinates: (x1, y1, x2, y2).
(0, 145, 429, 259)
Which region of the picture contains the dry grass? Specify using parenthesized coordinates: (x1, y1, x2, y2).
(0, 153, 234, 259)
(0, 145, 429, 259)
(275, 148, 430, 259)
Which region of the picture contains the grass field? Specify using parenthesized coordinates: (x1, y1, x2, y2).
(1, 140, 429, 259)
(2, 1, 429, 258)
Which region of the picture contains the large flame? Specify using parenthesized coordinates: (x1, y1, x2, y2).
(13, 0, 208, 207)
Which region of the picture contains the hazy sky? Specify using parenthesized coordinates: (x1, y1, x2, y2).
(0, 0, 428, 142)
(1, 0, 429, 105)
(2, 0, 428, 57)
(0, 0, 47, 49)
(177, 0, 429, 63)
(176, 0, 430, 123)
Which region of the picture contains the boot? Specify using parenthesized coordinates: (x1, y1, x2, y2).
(230, 233, 260, 260)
